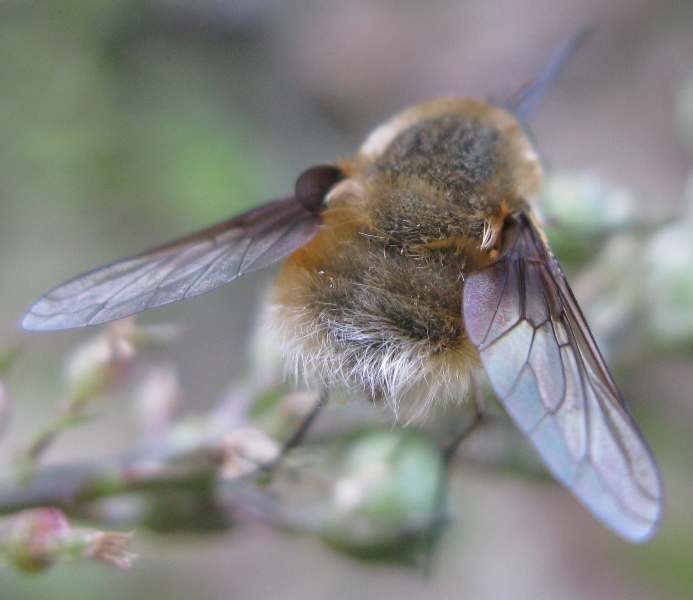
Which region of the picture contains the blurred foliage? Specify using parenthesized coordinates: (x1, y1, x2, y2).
(2, 2, 693, 600)
(0, 0, 325, 321)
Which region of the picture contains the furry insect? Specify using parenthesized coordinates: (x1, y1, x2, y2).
(22, 35, 663, 543)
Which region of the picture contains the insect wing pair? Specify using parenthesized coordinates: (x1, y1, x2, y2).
(21, 32, 663, 541)
(22, 174, 662, 543)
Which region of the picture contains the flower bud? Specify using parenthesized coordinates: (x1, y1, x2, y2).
(134, 365, 182, 444)
(1, 508, 137, 572)
(321, 429, 444, 553)
(3, 508, 71, 572)
(645, 221, 693, 344)
(541, 171, 638, 267)
(66, 321, 137, 402)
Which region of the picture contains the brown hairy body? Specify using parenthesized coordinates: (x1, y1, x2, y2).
(21, 43, 663, 541)
(271, 98, 541, 418)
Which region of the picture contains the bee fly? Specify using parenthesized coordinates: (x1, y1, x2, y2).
(22, 33, 663, 543)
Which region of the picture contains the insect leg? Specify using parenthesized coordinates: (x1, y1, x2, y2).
(259, 388, 328, 475)
(420, 375, 488, 574)
(443, 374, 487, 462)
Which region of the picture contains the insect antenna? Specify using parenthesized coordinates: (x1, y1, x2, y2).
(506, 27, 592, 123)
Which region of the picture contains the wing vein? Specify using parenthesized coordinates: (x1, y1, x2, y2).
(462, 213, 662, 543)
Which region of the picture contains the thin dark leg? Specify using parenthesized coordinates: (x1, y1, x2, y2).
(420, 375, 487, 575)
(260, 388, 328, 475)
(443, 374, 486, 462)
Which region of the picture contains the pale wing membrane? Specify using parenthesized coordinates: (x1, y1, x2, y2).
(463, 215, 662, 542)
(23, 197, 320, 330)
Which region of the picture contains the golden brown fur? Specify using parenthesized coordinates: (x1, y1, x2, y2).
(269, 98, 542, 419)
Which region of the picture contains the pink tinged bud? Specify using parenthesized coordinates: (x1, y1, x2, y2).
(3, 508, 71, 572)
(2, 508, 138, 572)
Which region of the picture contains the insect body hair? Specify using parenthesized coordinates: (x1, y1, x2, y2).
(265, 295, 475, 422)
(269, 98, 539, 421)
(268, 188, 481, 422)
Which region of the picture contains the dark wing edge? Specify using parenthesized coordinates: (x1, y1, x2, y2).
(462, 214, 663, 543)
(22, 196, 321, 331)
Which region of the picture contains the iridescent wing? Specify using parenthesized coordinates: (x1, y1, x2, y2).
(462, 214, 663, 542)
(22, 196, 321, 331)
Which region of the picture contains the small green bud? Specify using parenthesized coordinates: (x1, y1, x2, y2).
(322, 429, 444, 554)
(645, 221, 693, 344)
(541, 171, 638, 268)
(542, 171, 638, 232)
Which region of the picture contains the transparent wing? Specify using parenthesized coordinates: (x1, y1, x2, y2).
(23, 196, 321, 331)
(462, 214, 663, 542)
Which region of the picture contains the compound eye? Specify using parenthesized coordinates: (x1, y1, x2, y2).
(295, 165, 345, 213)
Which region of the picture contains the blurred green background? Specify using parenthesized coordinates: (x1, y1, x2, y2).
(2, 0, 693, 598)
